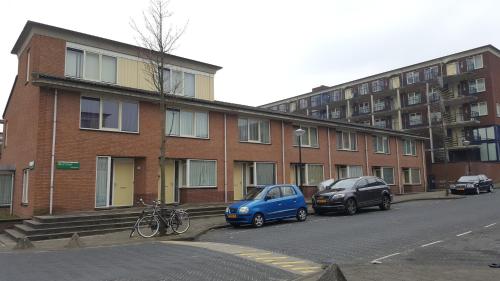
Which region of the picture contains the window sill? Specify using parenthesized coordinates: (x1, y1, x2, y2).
(336, 149, 358, 152)
(20, 203, 29, 207)
(239, 141, 271, 145)
(402, 154, 418, 157)
(80, 128, 139, 134)
(403, 183, 422, 186)
(375, 152, 390, 155)
(179, 186, 217, 189)
(167, 135, 210, 140)
(293, 145, 319, 149)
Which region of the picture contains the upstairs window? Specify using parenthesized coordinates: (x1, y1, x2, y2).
(471, 102, 488, 116)
(167, 109, 208, 138)
(278, 104, 287, 112)
(162, 69, 196, 97)
(409, 113, 422, 126)
(466, 54, 483, 71)
(299, 98, 308, 109)
(359, 102, 370, 114)
(407, 92, 422, 105)
(359, 83, 369, 95)
(373, 135, 390, 154)
(331, 107, 342, 119)
(65, 48, 83, 78)
(80, 96, 138, 132)
(372, 80, 383, 92)
(406, 71, 420, 85)
(238, 117, 270, 144)
(424, 66, 438, 81)
(310, 95, 321, 107)
(402, 139, 417, 156)
(332, 90, 342, 101)
(289, 101, 297, 112)
(472, 126, 495, 141)
(65, 48, 116, 84)
(469, 78, 486, 94)
(336, 131, 357, 151)
(293, 126, 318, 147)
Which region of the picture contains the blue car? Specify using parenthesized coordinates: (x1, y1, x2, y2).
(225, 184, 308, 227)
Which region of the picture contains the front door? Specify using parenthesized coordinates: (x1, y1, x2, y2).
(159, 159, 179, 204)
(233, 163, 244, 200)
(112, 158, 135, 207)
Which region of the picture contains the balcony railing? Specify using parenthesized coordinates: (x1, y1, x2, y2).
(330, 111, 346, 120)
(373, 102, 394, 112)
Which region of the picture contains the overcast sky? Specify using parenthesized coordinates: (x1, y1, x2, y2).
(1, 0, 499, 113)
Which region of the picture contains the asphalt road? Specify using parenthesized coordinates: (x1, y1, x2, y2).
(0, 191, 498, 281)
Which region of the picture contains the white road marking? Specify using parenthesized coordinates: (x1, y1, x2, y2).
(420, 240, 443, 247)
(484, 223, 496, 228)
(456, 231, 472, 237)
(370, 252, 400, 264)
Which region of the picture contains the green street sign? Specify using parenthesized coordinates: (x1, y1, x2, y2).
(56, 161, 80, 170)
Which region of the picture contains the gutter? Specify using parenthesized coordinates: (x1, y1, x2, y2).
(49, 89, 58, 215)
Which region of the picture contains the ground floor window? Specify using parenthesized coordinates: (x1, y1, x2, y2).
(480, 143, 498, 161)
(336, 165, 363, 179)
(244, 162, 276, 186)
(292, 164, 324, 186)
(181, 159, 217, 187)
(372, 167, 394, 185)
(0, 174, 13, 206)
(22, 169, 29, 204)
(403, 168, 421, 184)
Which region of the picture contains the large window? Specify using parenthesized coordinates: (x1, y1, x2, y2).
(472, 126, 496, 141)
(372, 80, 383, 92)
(403, 168, 421, 184)
(180, 159, 217, 187)
(373, 135, 390, 154)
(293, 126, 318, 147)
(80, 96, 139, 132)
(359, 83, 369, 95)
(466, 54, 483, 71)
(167, 109, 208, 138)
(409, 113, 422, 126)
(480, 143, 498, 161)
(336, 131, 357, 151)
(402, 139, 417, 156)
(246, 162, 276, 186)
(65, 48, 116, 84)
(21, 169, 29, 204)
(293, 164, 324, 186)
(471, 102, 488, 116)
(406, 71, 420, 85)
(310, 95, 321, 107)
(497, 103, 500, 117)
(424, 66, 438, 81)
(469, 78, 486, 94)
(407, 92, 422, 105)
(162, 69, 196, 97)
(373, 167, 394, 185)
(238, 117, 270, 144)
(332, 90, 342, 101)
(337, 165, 363, 179)
(299, 98, 308, 109)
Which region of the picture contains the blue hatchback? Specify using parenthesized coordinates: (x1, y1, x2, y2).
(225, 184, 308, 227)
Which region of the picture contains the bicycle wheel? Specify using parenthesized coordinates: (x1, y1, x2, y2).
(137, 215, 160, 238)
(171, 210, 190, 234)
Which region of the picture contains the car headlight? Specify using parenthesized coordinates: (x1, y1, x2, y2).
(225, 207, 230, 213)
(450, 184, 455, 189)
(466, 183, 474, 188)
(331, 193, 345, 200)
(239, 206, 249, 214)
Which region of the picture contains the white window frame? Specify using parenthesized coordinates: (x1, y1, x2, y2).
(182, 159, 217, 188)
(372, 167, 395, 185)
(65, 47, 117, 84)
(337, 165, 363, 179)
(80, 95, 140, 133)
(238, 117, 270, 144)
(163, 68, 196, 97)
(409, 113, 422, 126)
(469, 78, 486, 94)
(403, 168, 421, 184)
(424, 66, 438, 81)
(293, 126, 319, 148)
(402, 139, 417, 156)
(26, 50, 30, 82)
(167, 108, 210, 139)
(374, 135, 390, 154)
(408, 92, 422, 105)
(246, 162, 277, 186)
(466, 54, 484, 71)
(359, 83, 369, 95)
(471, 102, 488, 116)
(496, 103, 500, 117)
(294, 164, 324, 185)
(336, 131, 357, 151)
(406, 71, 419, 85)
(22, 169, 29, 204)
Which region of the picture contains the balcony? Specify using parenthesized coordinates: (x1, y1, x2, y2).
(330, 111, 347, 120)
(352, 107, 371, 118)
(401, 95, 427, 112)
(403, 115, 428, 130)
(445, 112, 480, 128)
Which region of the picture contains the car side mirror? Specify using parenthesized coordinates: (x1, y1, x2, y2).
(479, 180, 484, 183)
(264, 196, 271, 201)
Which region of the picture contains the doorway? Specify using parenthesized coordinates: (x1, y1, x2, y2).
(95, 157, 135, 208)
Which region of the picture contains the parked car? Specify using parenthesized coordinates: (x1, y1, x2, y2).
(449, 175, 494, 195)
(225, 184, 308, 227)
(312, 176, 392, 215)
(317, 178, 335, 192)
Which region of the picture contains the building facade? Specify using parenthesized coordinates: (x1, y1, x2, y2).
(262, 45, 500, 185)
(0, 22, 426, 217)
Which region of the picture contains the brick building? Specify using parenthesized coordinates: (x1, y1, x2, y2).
(0, 21, 426, 217)
(262, 45, 500, 185)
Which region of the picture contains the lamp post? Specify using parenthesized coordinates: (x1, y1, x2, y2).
(294, 128, 306, 191)
(463, 139, 471, 175)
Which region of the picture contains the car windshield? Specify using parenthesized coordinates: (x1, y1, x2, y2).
(457, 176, 478, 182)
(327, 178, 359, 189)
(244, 187, 266, 200)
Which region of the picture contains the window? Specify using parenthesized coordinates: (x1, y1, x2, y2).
(289, 101, 297, 112)
(402, 139, 417, 156)
(406, 71, 420, 85)
(374, 118, 387, 128)
(337, 165, 363, 179)
(80, 96, 139, 132)
(473, 127, 496, 141)
(311, 95, 321, 107)
(430, 112, 442, 123)
(359, 83, 369, 95)
(293, 126, 318, 147)
(373, 167, 394, 185)
(167, 109, 208, 138)
(281, 186, 296, 197)
(267, 187, 281, 199)
(469, 78, 486, 94)
(293, 164, 324, 185)
(409, 113, 422, 126)
(471, 102, 488, 116)
(466, 54, 483, 71)
(65, 48, 83, 78)
(26, 50, 30, 82)
(374, 99, 385, 111)
(480, 143, 498, 161)
(278, 104, 287, 112)
(299, 98, 308, 109)
(372, 80, 383, 92)
(359, 102, 370, 114)
(424, 66, 438, 81)
(407, 92, 422, 105)
(321, 92, 331, 104)
(497, 103, 500, 117)
(373, 135, 390, 154)
(246, 162, 276, 186)
(446, 62, 458, 76)
(65, 48, 117, 83)
(331, 108, 341, 119)
(389, 76, 400, 89)
(21, 169, 29, 204)
(336, 131, 357, 151)
(162, 69, 196, 97)
(238, 117, 270, 143)
(181, 159, 216, 187)
(403, 168, 421, 184)
(332, 90, 342, 101)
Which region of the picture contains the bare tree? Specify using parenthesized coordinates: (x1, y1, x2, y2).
(131, 0, 186, 233)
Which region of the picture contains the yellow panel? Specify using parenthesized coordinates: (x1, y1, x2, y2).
(112, 158, 134, 206)
(390, 76, 400, 89)
(117, 58, 139, 88)
(138, 61, 156, 91)
(233, 163, 243, 200)
(446, 62, 457, 76)
(195, 74, 212, 100)
(209, 76, 214, 100)
(158, 160, 175, 203)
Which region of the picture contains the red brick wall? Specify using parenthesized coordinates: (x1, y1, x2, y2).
(431, 162, 500, 185)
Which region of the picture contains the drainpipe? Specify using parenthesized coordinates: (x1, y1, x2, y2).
(281, 121, 285, 184)
(396, 138, 402, 194)
(224, 113, 227, 203)
(49, 89, 58, 215)
(327, 128, 332, 178)
(364, 134, 369, 175)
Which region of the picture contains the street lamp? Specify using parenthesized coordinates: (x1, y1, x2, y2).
(294, 128, 306, 190)
(463, 139, 471, 175)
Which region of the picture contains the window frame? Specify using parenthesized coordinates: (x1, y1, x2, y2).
(372, 166, 395, 185)
(293, 126, 319, 148)
(238, 117, 271, 144)
(466, 54, 484, 71)
(336, 131, 357, 151)
(294, 164, 324, 186)
(336, 165, 363, 179)
(373, 135, 390, 154)
(21, 169, 29, 205)
(403, 168, 421, 185)
(402, 139, 417, 156)
(167, 108, 210, 139)
(471, 101, 488, 116)
(162, 68, 197, 97)
(406, 71, 420, 85)
(423, 66, 438, 81)
(407, 92, 422, 105)
(65, 47, 117, 84)
(181, 159, 217, 188)
(80, 95, 140, 133)
(246, 162, 277, 187)
(409, 112, 423, 126)
(469, 78, 486, 94)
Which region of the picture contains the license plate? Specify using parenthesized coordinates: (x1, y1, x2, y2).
(227, 214, 237, 218)
(456, 187, 464, 191)
(317, 199, 327, 204)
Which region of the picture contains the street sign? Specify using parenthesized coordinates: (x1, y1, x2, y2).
(56, 161, 80, 170)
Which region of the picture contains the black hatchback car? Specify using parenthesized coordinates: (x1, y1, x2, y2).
(450, 174, 494, 195)
(312, 176, 393, 215)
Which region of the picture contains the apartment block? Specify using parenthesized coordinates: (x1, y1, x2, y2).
(0, 21, 426, 217)
(262, 46, 500, 185)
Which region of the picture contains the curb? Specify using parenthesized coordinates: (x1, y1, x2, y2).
(292, 264, 347, 281)
(171, 224, 230, 242)
(392, 196, 466, 204)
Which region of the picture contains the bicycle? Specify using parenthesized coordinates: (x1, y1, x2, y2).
(130, 198, 190, 238)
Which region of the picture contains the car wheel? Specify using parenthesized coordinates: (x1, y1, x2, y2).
(475, 187, 480, 195)
(296, 208, 307, 222)
(345, 198, 357, 216)
(379, 195, 391, 211)
(252, 213, 264, 228)
(488, 185, 493, 193)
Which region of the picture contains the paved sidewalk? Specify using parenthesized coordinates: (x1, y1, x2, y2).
(392, 189, 465, 204)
